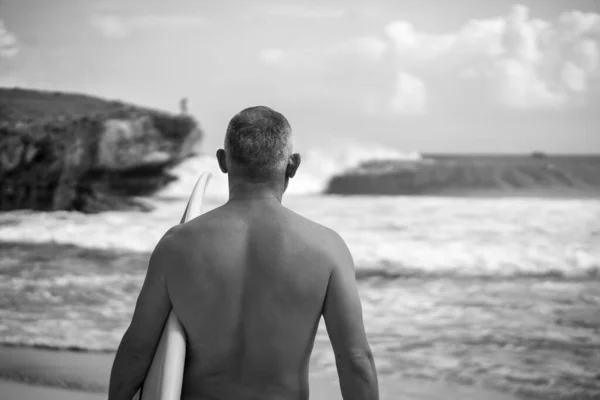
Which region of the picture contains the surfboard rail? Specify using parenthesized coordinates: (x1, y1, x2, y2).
(136, 171, 212, 400)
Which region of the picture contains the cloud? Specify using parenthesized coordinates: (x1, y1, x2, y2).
(259, 36, 388, 71)
(260, 35, 421, 115)
(0, 20, 18, 58)
(389, 72, 427, 114)
(561, 62, 586, 93)
(260, 34, 404, 111)
(337, 37, 388, 61)
(384, 4, 600, 110)
(254, 5, 346, 19)
(260, 48, 285, 64)
(385, 21, 460, 60)
(91, 14, 205, 39)
(492, 59, 567, 109)
(90, 15, 129, 39)
(261, 4, 599, 114)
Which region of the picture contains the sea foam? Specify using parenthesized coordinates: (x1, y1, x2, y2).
(157, 142, 422, 199)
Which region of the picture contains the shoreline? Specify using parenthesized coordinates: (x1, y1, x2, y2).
(0, 345, 519, 400)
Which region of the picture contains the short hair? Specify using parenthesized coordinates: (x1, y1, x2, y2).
(224, 106, 292, 176)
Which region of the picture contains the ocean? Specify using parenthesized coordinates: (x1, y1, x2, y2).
(1, 154, 599, 399)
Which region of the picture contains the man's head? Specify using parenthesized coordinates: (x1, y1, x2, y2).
(217, 106, 300, 186)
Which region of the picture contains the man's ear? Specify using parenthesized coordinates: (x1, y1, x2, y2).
(216, 149, 228, 173)
(286, 153, 301, 179)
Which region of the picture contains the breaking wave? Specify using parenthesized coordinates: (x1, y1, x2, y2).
(156, 141, 422, 199)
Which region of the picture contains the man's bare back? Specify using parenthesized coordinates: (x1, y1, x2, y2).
(108, 106, 378, 400)
(166, 198, 361, 399)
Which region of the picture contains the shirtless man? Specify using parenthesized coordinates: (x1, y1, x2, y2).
(109, 106, 379, 400)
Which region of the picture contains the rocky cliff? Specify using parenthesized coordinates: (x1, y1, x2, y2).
(0, 88, 204, 212)
(326, 155, 600, 197)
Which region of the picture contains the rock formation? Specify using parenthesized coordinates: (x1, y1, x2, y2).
(0, 88, 204, 212)
(326, 156, 600, 197)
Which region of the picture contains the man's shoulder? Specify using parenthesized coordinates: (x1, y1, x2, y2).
(283, 207, 347, 252)
(157, 210, 219, 246)
(176, 207, 228, 232)
(283, 206, 326, 230)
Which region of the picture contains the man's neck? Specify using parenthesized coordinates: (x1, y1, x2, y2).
(227, 180, 285, 204)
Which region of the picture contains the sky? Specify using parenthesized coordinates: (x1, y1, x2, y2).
(0, 0, 599, 154)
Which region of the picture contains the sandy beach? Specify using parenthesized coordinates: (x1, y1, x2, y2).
(0, 345, 520, 400)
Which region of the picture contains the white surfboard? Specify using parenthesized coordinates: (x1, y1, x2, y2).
(136, 171, 213, 400)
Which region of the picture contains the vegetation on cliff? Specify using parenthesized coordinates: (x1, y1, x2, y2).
(0, 88, 203, 212)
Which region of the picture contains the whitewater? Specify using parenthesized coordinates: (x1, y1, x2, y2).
(1, 148, 599, 399)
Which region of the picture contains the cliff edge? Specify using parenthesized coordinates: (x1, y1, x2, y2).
(0, 88, 204, 212)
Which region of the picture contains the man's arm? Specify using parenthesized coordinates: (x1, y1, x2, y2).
(108, 228, 178, 400)
(322, 231, 379, 400)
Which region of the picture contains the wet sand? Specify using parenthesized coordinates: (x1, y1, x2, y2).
(0, 345, 519, 400)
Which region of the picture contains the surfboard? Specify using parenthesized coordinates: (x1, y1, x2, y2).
(136, 171, 213, 400)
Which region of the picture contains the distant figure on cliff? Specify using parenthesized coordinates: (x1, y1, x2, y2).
(109, 106, 379, 400)
(180, 97, 188, 115)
